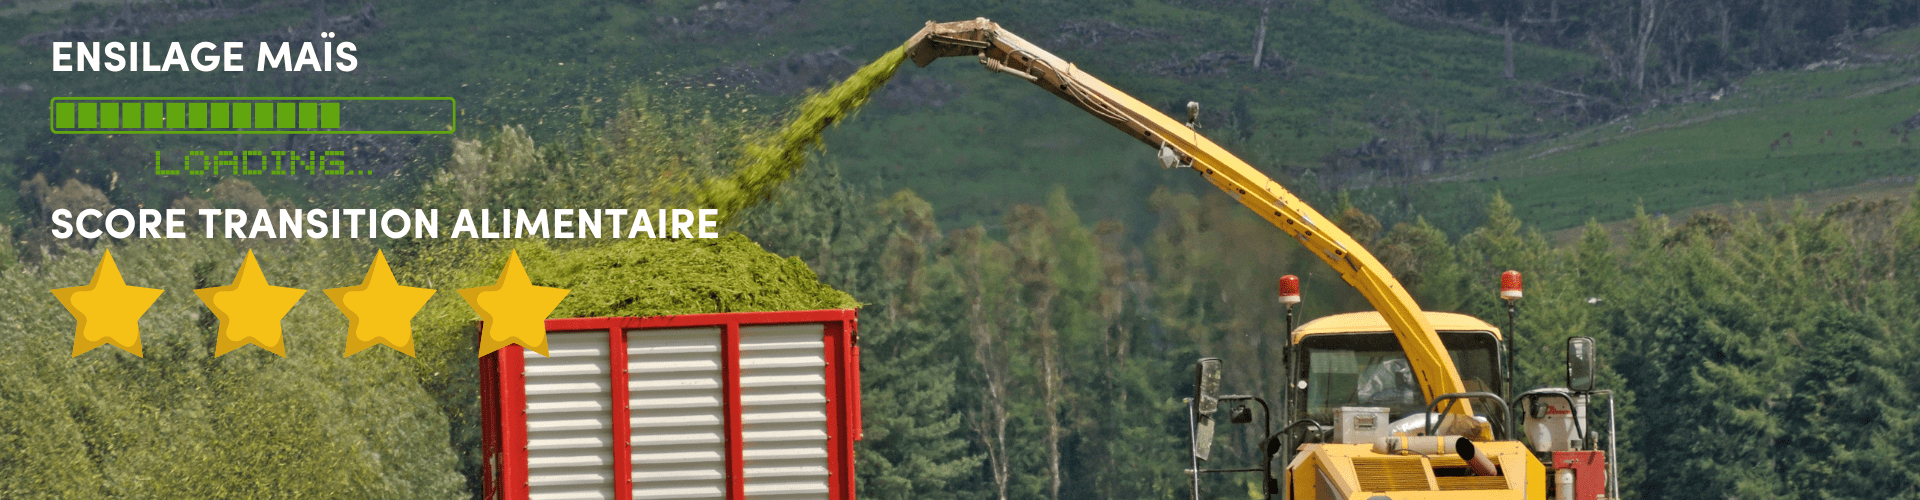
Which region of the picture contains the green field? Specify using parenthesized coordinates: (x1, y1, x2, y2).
(1, 0, 1600, 234)
(6, 0, 1916, 239)
(1383, 55, 1920, 235)
(819, 0, 1599, 231)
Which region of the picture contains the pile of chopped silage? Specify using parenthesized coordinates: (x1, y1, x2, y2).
(516, 234, 857, 318)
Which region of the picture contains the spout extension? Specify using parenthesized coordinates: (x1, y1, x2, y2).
(905, 18, 998, 67)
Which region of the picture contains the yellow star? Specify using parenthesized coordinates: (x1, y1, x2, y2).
(195, 250, 306, 357)
(459, 250, 569, 357)
(326, 250, 435, 357)
(52, 249, 164, 357)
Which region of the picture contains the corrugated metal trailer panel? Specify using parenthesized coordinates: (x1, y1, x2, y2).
(739, 324, 831, 500)
(526, 331, 617, 500)
(483, 310, 861, 500)
(626, 326, 726, 500)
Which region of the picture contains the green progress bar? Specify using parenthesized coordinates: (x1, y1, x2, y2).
(50, 97, 454, 134)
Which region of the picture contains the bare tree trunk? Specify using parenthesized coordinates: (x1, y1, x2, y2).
(1589, 31, 1622, 82)
(1503, 21, 1516, 79)
(1008, 208, 1063, 500)
(969, 343, 1012, 500)
(1634, 0, 1660, 91)
(970, 343, 1011, 500)
(1253, 2, 1271, 69)
(963, 240, 1012, 500)
(1728, 1, 1743, 59)
(311, 0, 329, 32)
(1037, 290, 1063, 500)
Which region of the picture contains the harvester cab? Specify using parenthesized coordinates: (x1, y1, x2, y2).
(1185, 275, 1620, 500)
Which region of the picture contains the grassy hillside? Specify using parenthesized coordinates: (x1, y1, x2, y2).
(1378, 44, 1920, 236)
(4, 0, 1912, 239)
(819, 0, 1597, 231)
(0, 0, 1595, 234)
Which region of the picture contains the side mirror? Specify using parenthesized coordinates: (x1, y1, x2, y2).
(1193, 358, 1223, 461)
(1229, 405, 1254, 424)
(1566, 337, 1597, 392)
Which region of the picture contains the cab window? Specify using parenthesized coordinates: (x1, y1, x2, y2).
(1298, 331, 1502, 422)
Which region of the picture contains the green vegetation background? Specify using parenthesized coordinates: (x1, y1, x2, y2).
(3, 0, 1920, 499)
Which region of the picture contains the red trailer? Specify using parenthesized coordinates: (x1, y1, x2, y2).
(480, 310, 861, 500)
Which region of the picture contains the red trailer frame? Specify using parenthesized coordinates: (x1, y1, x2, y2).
(480, 309, 861, 500)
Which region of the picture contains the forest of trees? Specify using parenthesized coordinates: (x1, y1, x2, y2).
(1384, 0, 1920, 94)
(11, 129, 1920, 498)
(731, 148, 1920, 498)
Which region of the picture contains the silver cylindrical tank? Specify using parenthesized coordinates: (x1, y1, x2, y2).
(1521, 388, 1588, 452)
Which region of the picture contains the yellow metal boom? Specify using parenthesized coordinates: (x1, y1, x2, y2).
(904, 18, 1473, 418)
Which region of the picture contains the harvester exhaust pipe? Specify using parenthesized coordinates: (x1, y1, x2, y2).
(1455, 438, 1500, 477)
